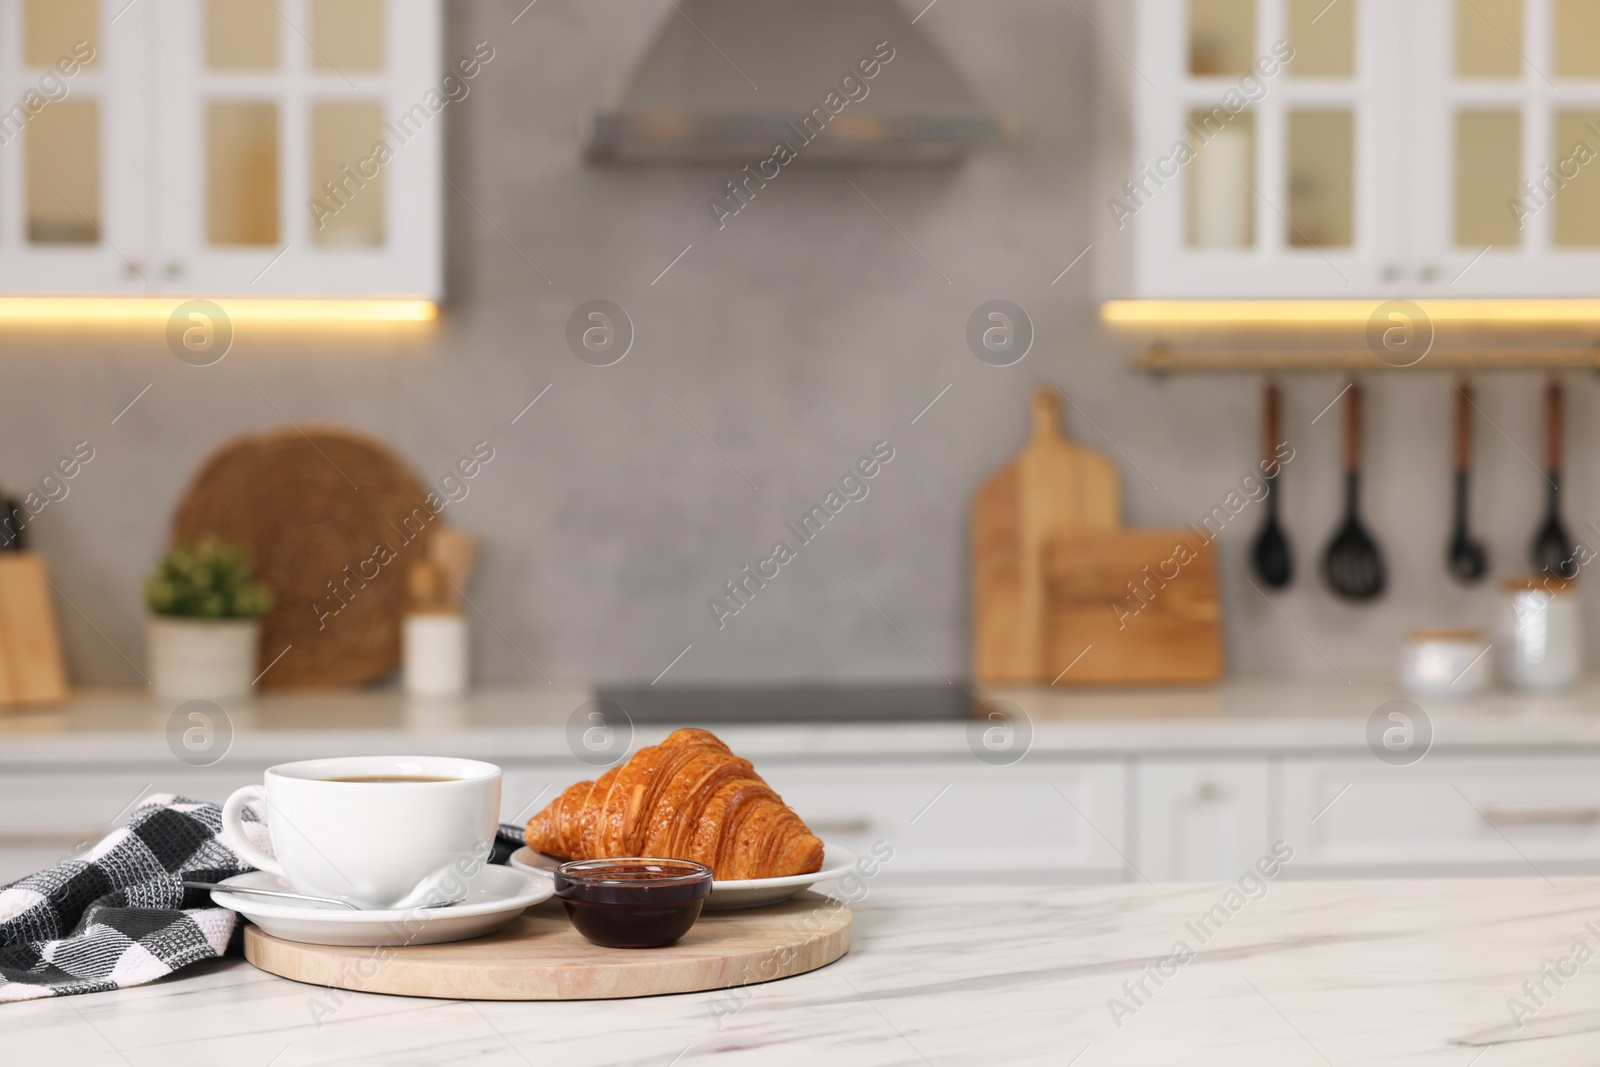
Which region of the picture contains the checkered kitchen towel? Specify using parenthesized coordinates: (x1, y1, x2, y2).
(0, 794, 267, 1002)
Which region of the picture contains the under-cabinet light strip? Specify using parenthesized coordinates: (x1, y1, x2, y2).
(0, 299, 437, 323)
(1101, 300, 1600, 326)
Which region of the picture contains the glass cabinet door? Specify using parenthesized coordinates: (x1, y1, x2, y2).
(1413, 0, 1600, 295)
(0, 0, 150, 292)
(1132, 0, 1406, 296)
(154, 0, 441, 297)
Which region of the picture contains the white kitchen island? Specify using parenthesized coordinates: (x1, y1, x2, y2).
(9, 877, 1600, 1065)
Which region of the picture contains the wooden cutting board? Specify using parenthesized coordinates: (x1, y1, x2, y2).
(972, 386, 1121, 682)
(0, 552, 69, 707)
(244, 893, 850, 1001)
(971, 388, 1222, 686)
(1042, 529, 1222, 685)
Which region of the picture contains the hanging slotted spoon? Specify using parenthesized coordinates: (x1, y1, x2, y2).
(1251, 380, 1293, 587)
(1322, 381, 1386, 601)
(1531, 378, 1575, 577)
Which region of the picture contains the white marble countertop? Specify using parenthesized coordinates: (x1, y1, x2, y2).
(12, 877, 1600, 1065)
(4, 679, 1600, 764)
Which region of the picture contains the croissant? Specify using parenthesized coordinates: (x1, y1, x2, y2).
(524, 728, 825, 880)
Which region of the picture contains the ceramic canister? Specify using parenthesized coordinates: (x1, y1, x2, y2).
(1498, 576, 1582, 691)
(1400, 628, 1490, 697)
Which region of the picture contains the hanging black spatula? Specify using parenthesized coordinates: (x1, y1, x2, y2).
(1531, 379, 1575, 577)
(1447, 381, 1488, 583)
(1251, 380, 1293, 587)
(1322, 381, 1386, 601)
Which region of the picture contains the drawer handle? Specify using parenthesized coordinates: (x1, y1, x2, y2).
(1481, 808, 1600, 827)
(803, 817, 872, 835)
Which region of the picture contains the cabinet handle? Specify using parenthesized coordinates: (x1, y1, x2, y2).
(165, 261, 185, 280)
(803, 817, 872, 834)
(1418, 264, 1440, 283)
(1195, 781, 1226, 801)
(1381, 264, 1403, 283)
(1480, 807, 1600, 826)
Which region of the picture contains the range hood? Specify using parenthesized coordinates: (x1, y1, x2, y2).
(589, 0, 1005, 165)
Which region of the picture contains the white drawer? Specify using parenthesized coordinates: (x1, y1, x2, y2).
(0, 761, 592, 882)
(0, 845, 65, 885)
(1283, 755, 1600, 875)
(760, 760, 1127, 881)
(0, 759, 1136, 886)
(0, 766, 263, 844)
(1135, 758, 1273, 882)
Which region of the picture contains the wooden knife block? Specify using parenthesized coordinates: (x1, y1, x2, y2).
(0, 552, 69, 706)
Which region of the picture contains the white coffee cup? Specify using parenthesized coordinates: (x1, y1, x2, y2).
(220, 755, 502, 910)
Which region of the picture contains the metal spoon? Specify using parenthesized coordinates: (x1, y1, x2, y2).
(1531, 379, 1575, 578)
(1322, 381, 1387, 601)
(1251, 380, 1293, 587)
(1447, 381, 1489, 583)
(184, 880, 462, 911)
(184, 879, 359, 910)
(183, 880, 460, 911)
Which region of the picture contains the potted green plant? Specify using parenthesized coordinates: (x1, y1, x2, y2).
(145, 540, 273, 701)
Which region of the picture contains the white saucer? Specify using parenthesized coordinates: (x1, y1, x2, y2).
(209, 866, 553, 947)
(509, 841, 858, 911)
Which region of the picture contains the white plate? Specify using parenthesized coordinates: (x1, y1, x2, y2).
(209, 865, 553, 946)
(509, 841, 858, 911)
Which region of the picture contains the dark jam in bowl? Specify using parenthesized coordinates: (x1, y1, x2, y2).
(554, 858, 713, 948)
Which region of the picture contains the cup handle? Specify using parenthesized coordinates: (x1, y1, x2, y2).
(221, 785, 283, 876)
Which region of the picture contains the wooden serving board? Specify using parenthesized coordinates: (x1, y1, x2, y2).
(172, 425, 434, 689)
(244, 893, 851, 1001)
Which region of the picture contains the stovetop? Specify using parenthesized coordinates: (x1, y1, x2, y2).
(592, 683, 975, 724)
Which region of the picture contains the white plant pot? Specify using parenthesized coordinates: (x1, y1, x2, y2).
(148, 617, 261, 702)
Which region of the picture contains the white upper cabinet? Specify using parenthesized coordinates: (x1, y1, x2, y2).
(0, 0, 146, 293)
(0, 0, 440, 299)
(1121, 0, 1600, 298)
(1412, 0, 1600, 296)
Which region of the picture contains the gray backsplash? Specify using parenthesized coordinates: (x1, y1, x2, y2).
(0, 0, 1590, 689)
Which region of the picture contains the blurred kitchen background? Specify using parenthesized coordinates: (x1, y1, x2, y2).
(6, 0, 1594, 689)
(8, 0, 1600, 890)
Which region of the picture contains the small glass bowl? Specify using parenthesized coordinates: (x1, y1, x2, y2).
(553, 858, 713, 949)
